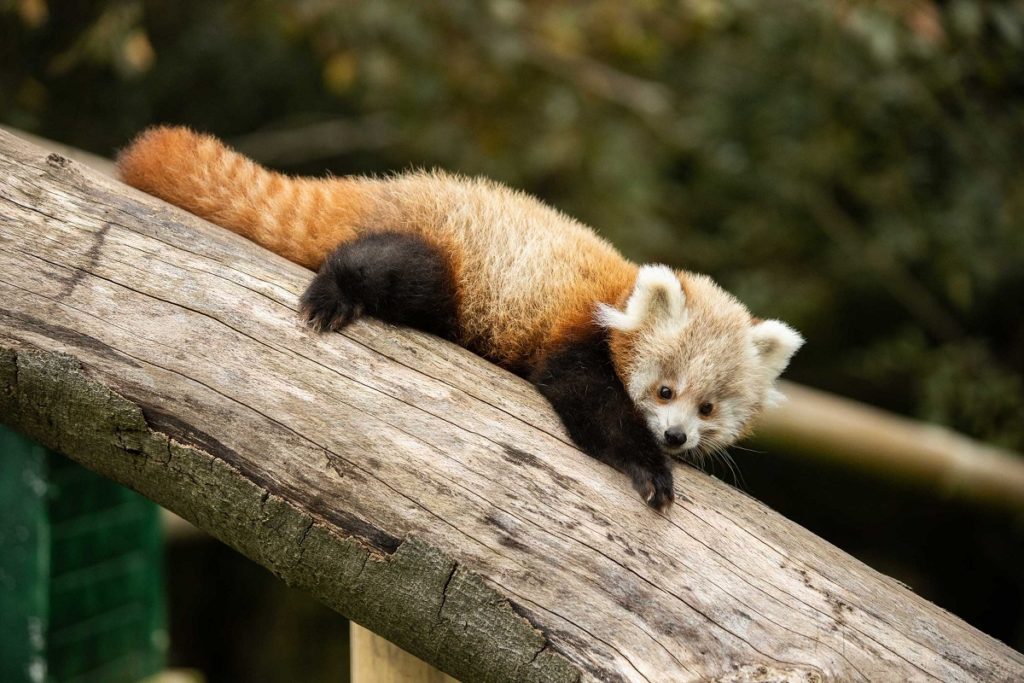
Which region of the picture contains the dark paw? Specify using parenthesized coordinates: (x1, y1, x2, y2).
(299, 273, 358, 332)
(632, 464, 675, 512)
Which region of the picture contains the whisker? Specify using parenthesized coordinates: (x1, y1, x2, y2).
(691, 436, 747, 490)
(712, 445, 733, 485)
(721, 449, 747, 491)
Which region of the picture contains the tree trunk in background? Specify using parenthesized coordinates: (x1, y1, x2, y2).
(2, 129, 1023, 681)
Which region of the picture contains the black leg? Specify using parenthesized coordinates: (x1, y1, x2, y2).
(531, 331, 674, 510)
(299, 231, 459, 340)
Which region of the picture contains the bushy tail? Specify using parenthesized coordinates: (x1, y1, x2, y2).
(117, 126, 367, 269)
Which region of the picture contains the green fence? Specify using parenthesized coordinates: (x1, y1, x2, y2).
(1, 426, 166, 683)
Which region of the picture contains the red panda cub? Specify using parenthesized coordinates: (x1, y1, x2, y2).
(118, 126, 803, 510)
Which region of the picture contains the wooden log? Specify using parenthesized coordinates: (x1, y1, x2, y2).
(1, 128, 1021, 682)
(11, 124, 1024, 514)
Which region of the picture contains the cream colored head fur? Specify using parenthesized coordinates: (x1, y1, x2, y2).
(600, 265, 803, 459)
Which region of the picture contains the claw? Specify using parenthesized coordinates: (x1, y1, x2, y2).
(299, 274, 356, 333)
(633, 465, 675, 511)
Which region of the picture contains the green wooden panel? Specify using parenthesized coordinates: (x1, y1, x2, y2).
(0, 426, 166, 683)
(0, 429, 50, 683)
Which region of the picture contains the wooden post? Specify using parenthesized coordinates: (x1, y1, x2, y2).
(351, 624, 458, 683)
(2, 128, 1022, 681)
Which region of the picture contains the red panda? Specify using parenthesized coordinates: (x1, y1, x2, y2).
(118, 126, 803, 510)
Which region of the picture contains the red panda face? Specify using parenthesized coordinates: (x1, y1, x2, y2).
(599, 266, 803, 460)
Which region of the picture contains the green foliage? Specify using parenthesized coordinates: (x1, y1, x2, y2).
(3, 0, 1023, 450)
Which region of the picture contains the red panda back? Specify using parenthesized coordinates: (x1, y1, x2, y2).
(119, 127, 639, 369)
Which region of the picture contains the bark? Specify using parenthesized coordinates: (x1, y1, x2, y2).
(1, 129, 1022, 682)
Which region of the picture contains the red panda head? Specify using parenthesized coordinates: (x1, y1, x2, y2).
(597, 265, 803, 459)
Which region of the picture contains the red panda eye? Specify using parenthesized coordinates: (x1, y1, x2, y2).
(699, 402, 714, 417)
(658, 386, 673, 400)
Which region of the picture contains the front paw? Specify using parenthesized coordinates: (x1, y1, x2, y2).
(632, 464, 675, 511)
(299, 273, 357, 332)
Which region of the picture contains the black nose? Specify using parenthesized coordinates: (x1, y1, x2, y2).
(664, 428, 687, 447)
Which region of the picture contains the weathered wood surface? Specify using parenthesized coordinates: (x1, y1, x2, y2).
(1, 129, 1021, 682)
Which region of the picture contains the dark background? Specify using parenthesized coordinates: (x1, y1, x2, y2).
(4, 1, 1023, 676)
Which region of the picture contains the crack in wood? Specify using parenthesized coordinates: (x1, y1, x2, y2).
(59, 222, 110, 297)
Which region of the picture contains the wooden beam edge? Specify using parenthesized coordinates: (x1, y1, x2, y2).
(0, 345, 580, 683)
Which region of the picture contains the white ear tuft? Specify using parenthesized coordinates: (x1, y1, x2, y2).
(751, 319, 804, 379)
(594, 303, 635, 331)
(596, 265, 687, 332)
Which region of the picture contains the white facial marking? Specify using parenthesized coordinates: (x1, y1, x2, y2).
(607, 267, 804, 463)
(626, 362, 662, 404)
(649, 401, 703, 452)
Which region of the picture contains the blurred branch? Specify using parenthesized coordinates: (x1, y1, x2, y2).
(518, 36, 969, 347)
(520, 36, 700, 151)
(520, 40, 971, 346)
(757, 382, 1024, 513)
(228, 114, 398, 166)
(522, 38, 673, 118)
(3, 116, 398, 172)
(799, 188, 966, 342)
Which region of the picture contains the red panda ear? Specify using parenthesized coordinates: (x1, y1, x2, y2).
(596, 265, 687, 332)
(751, 319, 804, 379)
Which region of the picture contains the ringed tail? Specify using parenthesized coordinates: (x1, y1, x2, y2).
(117, 126, 370, 269)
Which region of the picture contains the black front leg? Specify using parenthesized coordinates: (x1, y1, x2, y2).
(531, 331, 674, 510)
(299, 231, 459, 340)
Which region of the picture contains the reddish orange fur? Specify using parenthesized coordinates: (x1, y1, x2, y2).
(118, 127, 370, 270)
(118, 126, 638, 369)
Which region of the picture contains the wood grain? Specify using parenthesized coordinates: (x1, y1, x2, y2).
(1, 129, 1021, 682)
